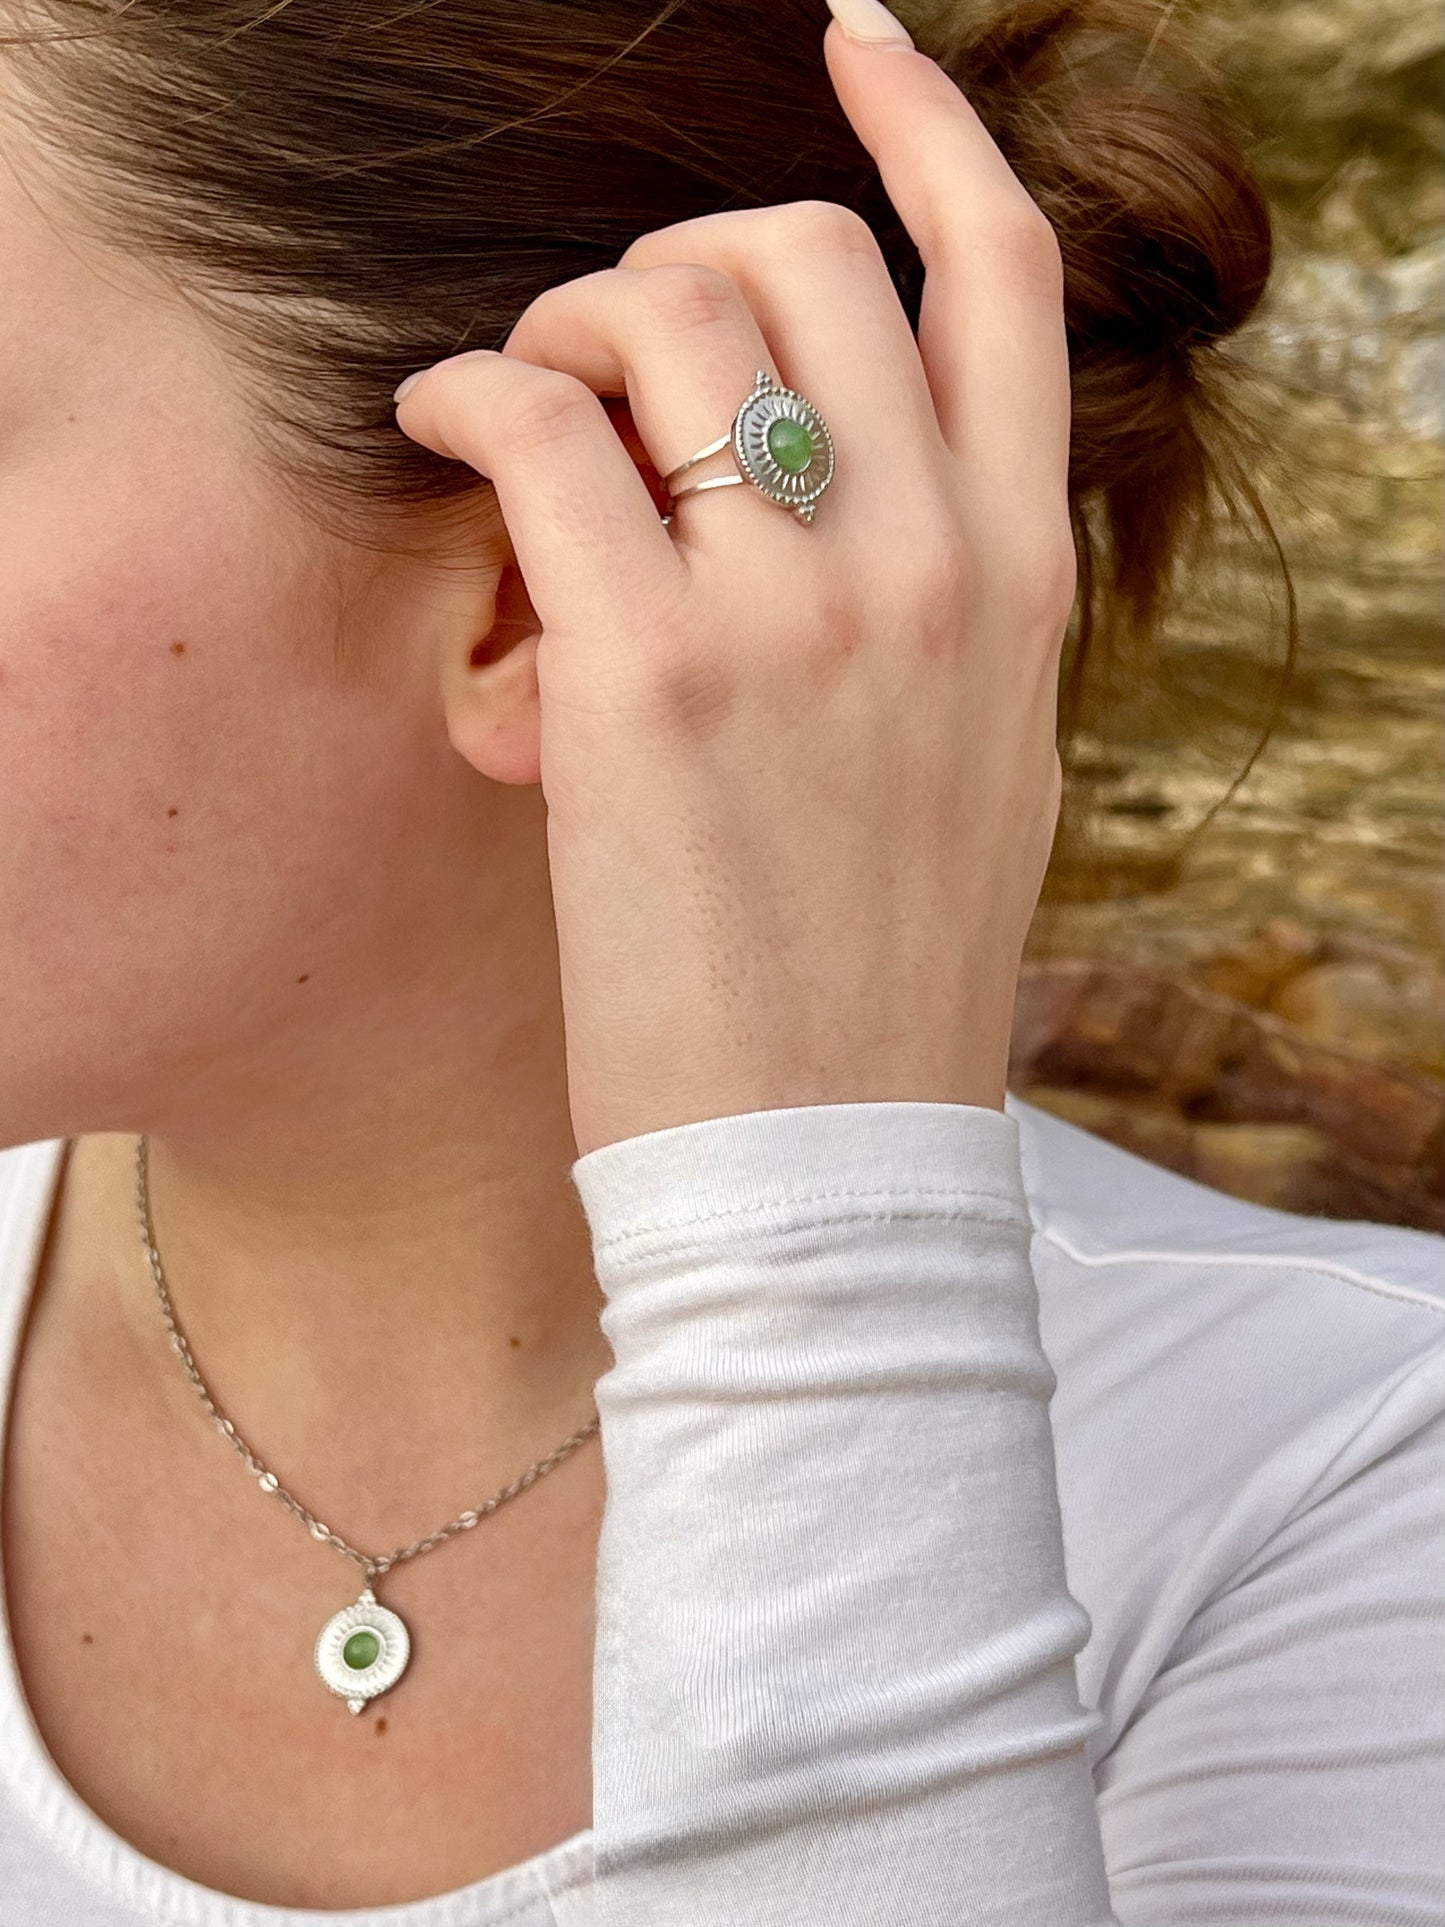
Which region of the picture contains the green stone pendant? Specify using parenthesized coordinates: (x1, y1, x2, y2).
(315, 1587, 411, 1714)
(343, 1629, 380, 1670)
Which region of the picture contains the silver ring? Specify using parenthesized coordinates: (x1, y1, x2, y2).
(661, 369, 835, 527)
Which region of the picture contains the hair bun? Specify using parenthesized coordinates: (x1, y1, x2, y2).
(1051, 92, 1273, 357)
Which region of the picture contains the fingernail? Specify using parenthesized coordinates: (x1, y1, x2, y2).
(393, 369, 427, 403)
(824, 0, 914, 48)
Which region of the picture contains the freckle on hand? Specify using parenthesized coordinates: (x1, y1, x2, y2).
(166, 807, 179, 819)
(296, 974, 310, 985)
(170, 642, 187, 657)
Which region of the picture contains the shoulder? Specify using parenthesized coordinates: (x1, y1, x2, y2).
(1007, 1088, 1442, 1369)
(1005, 1094, 1445, 1741)
(1007, 1089, 1443, 1308)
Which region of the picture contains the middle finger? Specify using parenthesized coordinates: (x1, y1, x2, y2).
(503, 208, 944, 526)
(619, 198, 942, 480)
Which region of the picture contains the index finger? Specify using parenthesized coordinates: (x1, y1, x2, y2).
(822, 23, 1071, 510)
(394, 349, 684, 638)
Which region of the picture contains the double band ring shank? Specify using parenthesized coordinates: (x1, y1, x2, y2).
(661, 369, 835, 527)
(663, 430, 744, 499)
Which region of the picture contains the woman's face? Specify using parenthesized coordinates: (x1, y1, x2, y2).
(0, 130, 498, 1149)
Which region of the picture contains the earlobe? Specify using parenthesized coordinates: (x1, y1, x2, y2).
(441, 560, 544, 788)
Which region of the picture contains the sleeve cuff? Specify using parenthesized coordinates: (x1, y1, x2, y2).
(569, 1100, 1032, 1263)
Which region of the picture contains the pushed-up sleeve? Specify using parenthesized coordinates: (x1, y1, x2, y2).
(569, 1099, 1116, 1926)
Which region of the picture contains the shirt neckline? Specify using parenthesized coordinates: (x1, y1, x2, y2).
(0, 1135, 595, 1926)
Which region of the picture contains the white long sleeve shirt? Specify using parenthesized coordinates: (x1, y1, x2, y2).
(0, 1094, 1441, 1926)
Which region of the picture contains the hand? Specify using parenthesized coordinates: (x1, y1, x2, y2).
(394, 20, 1073, 1161)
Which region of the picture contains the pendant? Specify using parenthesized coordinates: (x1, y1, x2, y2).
(315, 1586, 411, 1715)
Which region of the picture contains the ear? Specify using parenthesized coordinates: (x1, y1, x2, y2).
(440, 543, 544, 789)
(439, 397, 668, 790)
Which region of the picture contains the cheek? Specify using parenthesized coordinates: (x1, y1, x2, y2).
(0, 500, 404, 1126)
(5, 519, 296, 934)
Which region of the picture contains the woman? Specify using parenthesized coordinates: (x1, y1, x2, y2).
(0, 0, 1439, 1921)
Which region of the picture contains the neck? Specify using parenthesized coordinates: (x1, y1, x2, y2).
(45, 783, 612, 1543)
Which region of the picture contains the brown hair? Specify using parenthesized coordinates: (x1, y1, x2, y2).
(0, 0, 1290, 804)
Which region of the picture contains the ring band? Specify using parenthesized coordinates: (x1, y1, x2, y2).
(661, 369, 835, 527)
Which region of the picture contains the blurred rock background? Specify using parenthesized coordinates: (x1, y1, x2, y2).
(925, 0, 1443, 1229)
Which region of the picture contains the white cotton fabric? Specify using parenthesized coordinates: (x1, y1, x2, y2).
(0, 1092, 1441, 1926)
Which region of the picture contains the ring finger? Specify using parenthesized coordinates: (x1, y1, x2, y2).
(501, 238, 938, 543)
(503, 260, 789, 540)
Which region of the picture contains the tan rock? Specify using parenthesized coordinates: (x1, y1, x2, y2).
(1212, 1016, 1442, 1168)
(1010, 960, 1247, 1102)
(1271, 961, 1445, 1075)
(1201, 916, 1322, 1006)
(1011, 959, 1444, 1231)
(1189, 1122, 1333, 1213)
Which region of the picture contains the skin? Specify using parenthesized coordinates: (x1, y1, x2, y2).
(0, 102, 615, 1471)
(0, 66, 612, 1903)
(0, 8, 1074, 1904)
(398, 22, 1071, 1162)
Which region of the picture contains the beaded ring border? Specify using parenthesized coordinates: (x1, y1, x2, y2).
(661, 369, 835, 527)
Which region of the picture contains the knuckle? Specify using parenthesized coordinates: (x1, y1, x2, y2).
(496, 370, 600, 449)
(997, 532, 1079, 632)
(1033, 539, 1080, 627)
(768, 198, 881, 262)
(640, 261, 743, 337)
(983, 198, 1065, 292)
(905, 515, 974, 609)
(512, 267, 607, 332)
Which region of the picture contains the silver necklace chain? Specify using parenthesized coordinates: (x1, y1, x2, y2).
(133, 1133, 601, 1590)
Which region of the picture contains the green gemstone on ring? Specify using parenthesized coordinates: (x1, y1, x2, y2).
(766, 417, 814, 475)
(343, 1629, 381, 1670)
